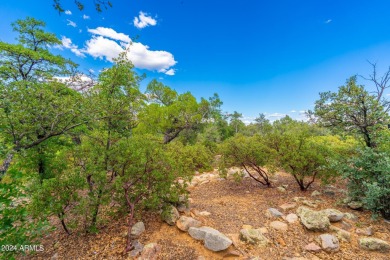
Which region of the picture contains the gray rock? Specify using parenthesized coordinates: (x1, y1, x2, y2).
(323, 189, 336, 196)
(297, 207, 330, 231)
(129, 240, 144, 258)
(177, 203, 190, 213)
(139, 243, 161, 260)
(348, 201, 363, 210)
(318, 234, 339, 252)
(188, 226, 214, 240)
(341, 221, 353, 231)
(162, 205, 180, 225)
(239, 228, 268, 246)
(266, 208, 284, 218)
(176, 216, 201, 232)
(344, 212, 358, 221)
(188, 226, 232, 251)
(131, 222, 145, 238)
(197, 211, 211, 217)
(330, 225, 351, 242)
(270, 221, 288, 231)
(356, 227, 373, 236)
(285, 213, 298, 224)
(321, 209, 344, 222)
(311, 190, 321, 197)
(359, 237, 390, 252)
(302, 200, 318, 208)
(204, 232, 232, 251)
(304, 242, 322, 252)
(279, 202, 297, 211)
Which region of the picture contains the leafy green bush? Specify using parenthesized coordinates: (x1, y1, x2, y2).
(336, 147, 390, 220)
(0, 169, 50, 259)
(166, 142, 213, 173)
(220, 134, 275, 187)
(265, 118, 343, 191)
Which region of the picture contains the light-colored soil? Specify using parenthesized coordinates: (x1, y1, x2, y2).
(22, 170, 390, 260)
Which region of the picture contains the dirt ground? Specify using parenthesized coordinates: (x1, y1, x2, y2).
(21, 171, 390, 260)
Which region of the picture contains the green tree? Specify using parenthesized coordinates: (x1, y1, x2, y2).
(254, 113, 272, 134)
(229, 111, 244, 134)
(266, 119, 339, 191)
(220, 134, 275, 187)
(112, 136, 190, 252)
(0, 18, 82, 180)
(140, 80, 210, 144)
(74, 52, 144, 230)
(334, 147, 390, 220)
(309, 76, 389, 148)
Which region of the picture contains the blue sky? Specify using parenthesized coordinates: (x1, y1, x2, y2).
(1, 0, 390, 122)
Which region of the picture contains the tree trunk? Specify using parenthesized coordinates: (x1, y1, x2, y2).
(58, 211, 71, 235)
(91, 189, 103, 228)
(0, 151, 14, 181)
(124, 203, 135, 253)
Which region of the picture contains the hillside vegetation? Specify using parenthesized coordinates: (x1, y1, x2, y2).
(1, 18, 390, 259)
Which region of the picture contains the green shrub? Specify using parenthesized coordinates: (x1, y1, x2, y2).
(336, 147, 390, 220)
(220, 134, 275, 187)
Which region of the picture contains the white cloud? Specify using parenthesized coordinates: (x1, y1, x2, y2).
(83, 14, 90, 20)
(299, 110, 306, 114)
(56, 74, 95, 91)
(79, 29, 82, 33)
(84, 36, 123, 61)
(88, 27, 131, 42)
(242, 116, 256, 125)
(84, 27, 177, 74)
(325, 19, 332, 24)
(65, 10, 72, 15)
(133, 11, 157, 29)
(290, 110, 297, 113)
(164, 69, 175, 76)
(267, 113, 286, 118)
(67, 19, 77, 27)
(61, 36, 85, 57)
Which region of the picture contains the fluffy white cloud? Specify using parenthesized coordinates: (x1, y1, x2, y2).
(325, 19, 332, 24)
(88, 27, 131, 42)
(67, 19, 77, 27)
(83, 14, 90, 20)
(133, 11, 157, 29)
(65, 10, 72, 15)
(84, 36, 123, 61)
(84, 27, 177, 74)
(164, 69, 175, 76)
(61, 36, 85, 57)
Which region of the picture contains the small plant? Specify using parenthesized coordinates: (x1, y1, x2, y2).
(232, 170, 245, 183)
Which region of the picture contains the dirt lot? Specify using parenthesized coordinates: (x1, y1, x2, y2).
(23, 170, 390, 260)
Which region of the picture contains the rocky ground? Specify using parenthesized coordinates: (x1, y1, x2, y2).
(22, 169, 390, 260)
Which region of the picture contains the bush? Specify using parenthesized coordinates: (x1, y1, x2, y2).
(336, 147, 390, 220)
(265, 119, 341, 191)
(219, 134, 275, 187)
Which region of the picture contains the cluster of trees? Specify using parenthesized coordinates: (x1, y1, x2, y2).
(1, 16, 390, 259)
(0, 18, 221, 256)
(219, 73, 390, 220)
